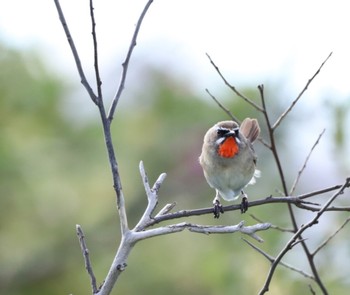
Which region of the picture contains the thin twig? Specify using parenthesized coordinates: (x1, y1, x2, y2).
(206, 53, 264, 112)
(242, 238, 315, 280)
(108, 0, 154, 122)
(272, 52, 332, 130)
(250, 214, 295, 233)
(76, 224, 98, 294)
(205, 88, 239, 122)
(290, 129, 326, 195)
(258, 85, 289, 195)
(299, 183, 350, 199)
(309, 284, 316, 295)
(53, 0, 98, 105)
(312, 217, 350, 256)
(288, 204, 350, 212)
(134, 161, 167, 231)
(155, 202, 177, 217)
(90, 0, 103, 100)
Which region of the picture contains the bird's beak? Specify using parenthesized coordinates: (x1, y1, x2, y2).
(224, 131, 236, 137)
(224, 128, 239, 138)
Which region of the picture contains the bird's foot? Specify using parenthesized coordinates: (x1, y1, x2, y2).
(240, 191, 248, 214)
(213, 199, 224, 219)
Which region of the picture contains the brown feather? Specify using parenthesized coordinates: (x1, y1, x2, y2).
(240, 118, 260, 143)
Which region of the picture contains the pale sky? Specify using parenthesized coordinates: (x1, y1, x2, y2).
(0, 0, 349, 177)
(1, 0, 350, 102)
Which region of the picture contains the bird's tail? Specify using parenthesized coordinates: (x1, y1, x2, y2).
(240, 118, 260, 143)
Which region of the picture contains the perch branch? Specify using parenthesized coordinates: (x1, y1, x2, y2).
(148, 191, 346, 226)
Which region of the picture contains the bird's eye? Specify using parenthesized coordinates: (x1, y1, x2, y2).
(217, 128, 230, 137)
(234, 128, 239, 137)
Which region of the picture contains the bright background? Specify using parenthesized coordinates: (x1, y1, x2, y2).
(1, 1, 350, 294)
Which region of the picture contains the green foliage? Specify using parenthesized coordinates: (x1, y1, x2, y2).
(1, 43, 350, 295)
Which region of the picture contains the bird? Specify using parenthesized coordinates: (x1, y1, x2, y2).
(199, 118, 260, 218)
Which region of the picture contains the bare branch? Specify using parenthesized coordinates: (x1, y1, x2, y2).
(250, 214, 295, 233)
(134, 221, 271, 243)
(108, 0, 154, 122)
(299, 183, 350, 200)
(272, 52, 332, 130)
(76, 224, 98, 294)
(205, 88, 239, 122)
(155, 202, 177, 217)
(206, 53, 264, 112)
(53, 0, 98, 105)
(242, 238, 315, 280)
(289, 204, 350, 213)
(258, 85, 289, 195)
(309, 284, 316, 295)
(259, 178, 350, 295)
(257, 85, 324, 290)
(312, 217, 350, 256)
(290, 129, 326, 195)
(189, 221, 270, 242)
(90, 0, 103, 99)
(134, 161, 167, 231)
(97, 231, 134, 295)
(149, 194, 328, 226)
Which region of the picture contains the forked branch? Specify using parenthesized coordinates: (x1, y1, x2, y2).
(54, 1, 349, 294)
(107, 0, 154, 122)
(272, 52, 332, 130)
(53, 0, 98, 105)
(258, 178, 350, 295)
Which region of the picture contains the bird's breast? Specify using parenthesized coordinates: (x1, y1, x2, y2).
(217, 137, 239, 158)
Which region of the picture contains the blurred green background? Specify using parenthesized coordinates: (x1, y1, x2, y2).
(1, 42, 350, 295)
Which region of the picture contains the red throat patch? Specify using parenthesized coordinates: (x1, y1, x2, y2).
(218, 137, 239, 158)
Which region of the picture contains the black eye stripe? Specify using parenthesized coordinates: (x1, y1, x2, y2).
(216, 127, 239, 137)
(217, 128, 230, 137)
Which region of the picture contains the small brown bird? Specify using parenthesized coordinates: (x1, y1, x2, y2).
(199, 118, 260, 218)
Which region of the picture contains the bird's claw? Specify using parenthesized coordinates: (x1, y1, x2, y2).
(240, 195, 249, 214)
(213, 199, 224, 218)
